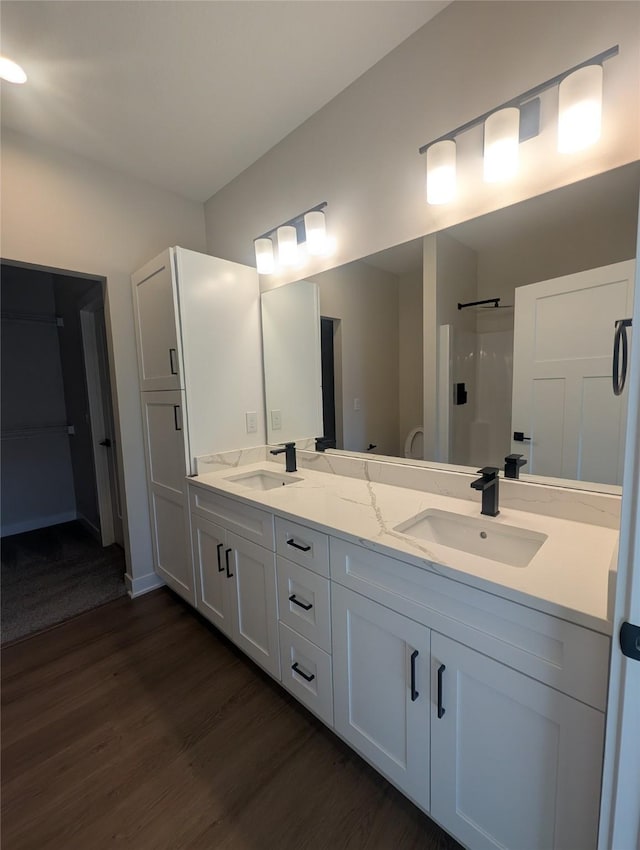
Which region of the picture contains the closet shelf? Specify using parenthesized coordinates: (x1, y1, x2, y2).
(1, 311, 63, 326)
(1, 424, 72, 441)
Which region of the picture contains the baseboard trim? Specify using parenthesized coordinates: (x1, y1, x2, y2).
(77, 513, 100, 542)
(1, 511, 78, 538)
(125, 571, 165, 598)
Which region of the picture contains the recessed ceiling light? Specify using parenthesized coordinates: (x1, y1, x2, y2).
(0, 57, 27, 84)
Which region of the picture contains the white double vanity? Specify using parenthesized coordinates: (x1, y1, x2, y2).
(131, 244, 622, 850)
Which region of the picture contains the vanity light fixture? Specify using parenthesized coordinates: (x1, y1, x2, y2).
(253, 201, 329, 274)
(483, 107, 520, 183)
(419, 45, 618, 204)
(0, 56, 27, 84)
(558, 64, 603, 153)
(254, 237, 275, 275)
(303, 209, 328, 255)
(276, 225, 299, 267)
(426, 140, 456, 204)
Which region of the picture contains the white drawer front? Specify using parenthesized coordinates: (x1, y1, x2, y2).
(279, 622, 333, 727)
(189, 485, 274, 549)
(330, 537, 610, 711)
(277, 557, 331, 653)
(275, 517, 329, 577)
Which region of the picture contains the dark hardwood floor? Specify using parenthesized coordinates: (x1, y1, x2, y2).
(1, 588, 462, 850)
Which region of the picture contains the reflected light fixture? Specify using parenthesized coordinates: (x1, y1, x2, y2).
(254, 237, 275, 275)
(0, 56, 27, 84)
(419, 45, 617, 205)
(483, 107, 520, 183)
(558, 64, 603, 153)
(426, 140, 456, 204)
(253, 201, 330, 274)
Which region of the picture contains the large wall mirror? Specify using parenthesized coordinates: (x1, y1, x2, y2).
(261, 162, 639, 490)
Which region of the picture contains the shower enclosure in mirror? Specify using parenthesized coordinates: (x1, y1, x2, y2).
(260, 162, 639, 490)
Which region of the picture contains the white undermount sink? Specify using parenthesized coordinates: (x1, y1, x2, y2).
(393, 508, 547, 568)
(224, 468, 302, 491)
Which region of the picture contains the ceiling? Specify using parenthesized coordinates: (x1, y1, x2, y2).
(0, 0, 448, 202)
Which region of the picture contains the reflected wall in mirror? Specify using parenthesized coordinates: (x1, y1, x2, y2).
(260, 162, 639, 489)
(261, 279, 322, 444)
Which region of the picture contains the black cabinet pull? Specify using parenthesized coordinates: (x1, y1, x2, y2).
(288, 594, 313, 611)
(286, 538, 311, 553)
(173, 405, 182, 431)
(225, 548, 233, 578)
(437, 663, 446, 718)
(216, 542, 224, 572)
(291, 662, 315, 683)
(169, 348, 178, 375)
(410, 649, 419, 702)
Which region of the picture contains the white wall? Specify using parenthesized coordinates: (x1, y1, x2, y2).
(313, 260, 400, 455)
(398, 269, 423, 453)
(0, 129, 206, 589)
(432, 232, 478, 465)
(203, 2, 640, 280)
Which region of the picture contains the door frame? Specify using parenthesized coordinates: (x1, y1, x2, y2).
(598, 214, 640, 848)
(79, 291, 123, 547)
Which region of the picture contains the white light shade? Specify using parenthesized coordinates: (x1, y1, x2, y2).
(558, 64, 603, 153)
(277, 225, 299, 266)
(304, 210, 328, 255)
(483, 107, 520, 183)
(426, 140, 456, 205)
(0, 56, 27, 84)
(254, 237, 275, 275)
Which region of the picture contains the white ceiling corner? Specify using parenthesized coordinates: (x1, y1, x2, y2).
(0, 0, 449, 202)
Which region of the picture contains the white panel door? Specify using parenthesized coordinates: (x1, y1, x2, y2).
(151, 491, 193, 603)
(431, 633, 604, 850)
(141, 390, 193, 602)
(227, 531, 280, 679)
(131, 249, 183, 391)
(332, 584, 430, 811)
(261, 278, 323, 445)
(191, 514, 233, 638)
(511, 260, 635, 484)
(175, 247, 265, 457)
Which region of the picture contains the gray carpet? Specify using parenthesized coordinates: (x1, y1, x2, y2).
(1, 521, 127, 644)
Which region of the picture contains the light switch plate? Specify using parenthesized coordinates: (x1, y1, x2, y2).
(245, 411, 258, 433)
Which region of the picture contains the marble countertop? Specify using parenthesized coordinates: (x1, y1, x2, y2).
(190, 461, 618, 635)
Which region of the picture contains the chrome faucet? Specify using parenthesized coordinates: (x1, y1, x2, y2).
(270, 441, 297, 473)
(470, 467, 500, 516)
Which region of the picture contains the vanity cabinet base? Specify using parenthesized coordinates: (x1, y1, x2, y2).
(430, 633, 604, 850)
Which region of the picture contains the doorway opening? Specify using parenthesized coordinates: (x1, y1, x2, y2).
(1, 260, 126, 644)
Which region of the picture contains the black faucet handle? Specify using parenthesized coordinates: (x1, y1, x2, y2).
(505, 454, 527, 465)
(504, 454, 527, 479)
(476, 466, 500, 479)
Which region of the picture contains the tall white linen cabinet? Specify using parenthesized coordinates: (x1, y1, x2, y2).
(131, 247, 265, 602)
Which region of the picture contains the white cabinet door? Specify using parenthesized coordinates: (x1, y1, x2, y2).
(332, 584, 430, 811)
(431, 633, 604, 850)
(131, 249, 183, 392)
(141, 390, 193, 603)
(191, 514, 233, 638)
(227, 531, 280, 680)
